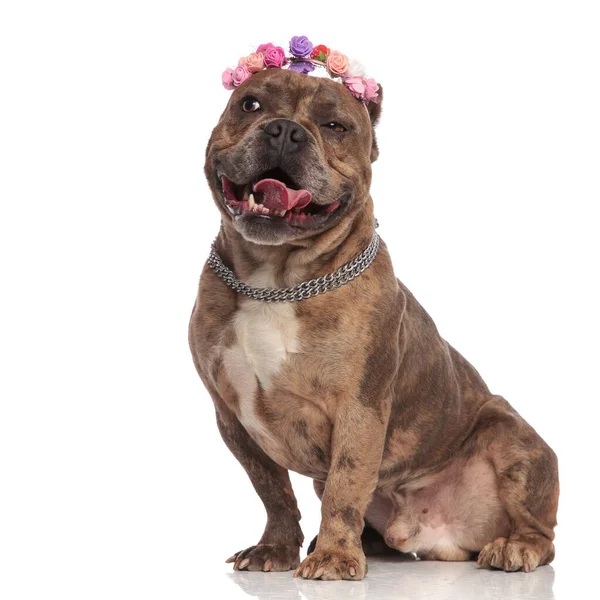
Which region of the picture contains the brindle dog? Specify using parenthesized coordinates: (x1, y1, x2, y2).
(189, 68, 559, 580)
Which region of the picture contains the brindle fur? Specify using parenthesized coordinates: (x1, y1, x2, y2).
(189, 69, 559, 580)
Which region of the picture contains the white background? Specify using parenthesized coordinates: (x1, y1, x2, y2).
(1, 1, 598, 598)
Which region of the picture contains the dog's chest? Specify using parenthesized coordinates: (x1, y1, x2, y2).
(221, 266, 301, 441)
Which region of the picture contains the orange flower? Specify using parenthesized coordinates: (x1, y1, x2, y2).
(238, 52, 265, 73)
(327, 50, 348, 76)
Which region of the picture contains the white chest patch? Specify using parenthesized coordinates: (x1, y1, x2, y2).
(222, 265, 300, 440)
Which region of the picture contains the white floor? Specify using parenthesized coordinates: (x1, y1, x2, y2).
(220, 554, 581, 600)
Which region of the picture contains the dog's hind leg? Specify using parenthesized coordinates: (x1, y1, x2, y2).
(473, 396, 559, 572)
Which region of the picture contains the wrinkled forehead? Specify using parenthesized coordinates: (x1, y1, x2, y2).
(228, 69, 369, 126)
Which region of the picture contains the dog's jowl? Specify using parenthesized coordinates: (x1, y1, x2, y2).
(189, 47, 558, 580)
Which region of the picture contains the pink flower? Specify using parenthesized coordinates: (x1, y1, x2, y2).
(239, 52, 265, 73)
(232, 65, 252, 87)
(256, 42, 275, 53)
(327, 50, 348, 76)
(344, 76, 366, 99)
(222, 67, 235, 90)
(364, 77, 380, 103)
(263, 45, 286, 68)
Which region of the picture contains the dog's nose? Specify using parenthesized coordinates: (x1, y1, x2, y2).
(263, 119, 308, 153)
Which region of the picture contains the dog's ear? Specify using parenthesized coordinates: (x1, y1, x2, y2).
(367, 85, 383, 163)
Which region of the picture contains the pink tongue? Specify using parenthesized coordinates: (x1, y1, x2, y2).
(252, 179, 312, 212)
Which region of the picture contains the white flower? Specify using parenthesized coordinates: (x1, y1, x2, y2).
(345, 58, 366, 78)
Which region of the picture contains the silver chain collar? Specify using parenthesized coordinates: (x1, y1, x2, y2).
(207, 231, 380, 302)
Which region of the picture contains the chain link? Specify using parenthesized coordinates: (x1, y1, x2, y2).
(207, 232, 380, 302)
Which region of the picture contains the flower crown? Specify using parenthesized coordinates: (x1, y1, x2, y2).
(222, 36, 380, 106)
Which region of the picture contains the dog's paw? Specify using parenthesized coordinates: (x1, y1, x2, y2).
(226, 544, 300, 572)
(476, 536, 554, 573)
(293, 548, 367, 581)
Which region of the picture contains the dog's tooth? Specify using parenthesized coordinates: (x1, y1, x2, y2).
(243, 184, 250, 200)
(248, 193, 255, 208)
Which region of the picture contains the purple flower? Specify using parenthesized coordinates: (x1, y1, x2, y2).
(289, 35, 313, 58)
(288, 60, 315, 74)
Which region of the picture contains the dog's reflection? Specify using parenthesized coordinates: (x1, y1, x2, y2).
(227, 556, 555, 600)
(228, 571, 302, 599)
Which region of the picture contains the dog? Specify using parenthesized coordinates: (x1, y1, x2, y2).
(189, 66, 559, 581)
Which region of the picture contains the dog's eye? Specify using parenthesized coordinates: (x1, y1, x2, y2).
(241, 97, 261, 113)
(324, 122, 347, 133)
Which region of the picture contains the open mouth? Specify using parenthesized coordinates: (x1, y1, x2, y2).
(219, 167, 343, 228)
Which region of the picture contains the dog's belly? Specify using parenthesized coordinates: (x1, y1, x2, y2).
(381, 457, 511, 558)
(221, 266, 331, 476)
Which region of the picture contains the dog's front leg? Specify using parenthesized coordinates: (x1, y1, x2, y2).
(213, 394, 304, 572)
(294, 401, 390, 581)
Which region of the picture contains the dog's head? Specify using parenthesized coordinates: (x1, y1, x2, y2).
(204, 68, 382, 245)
